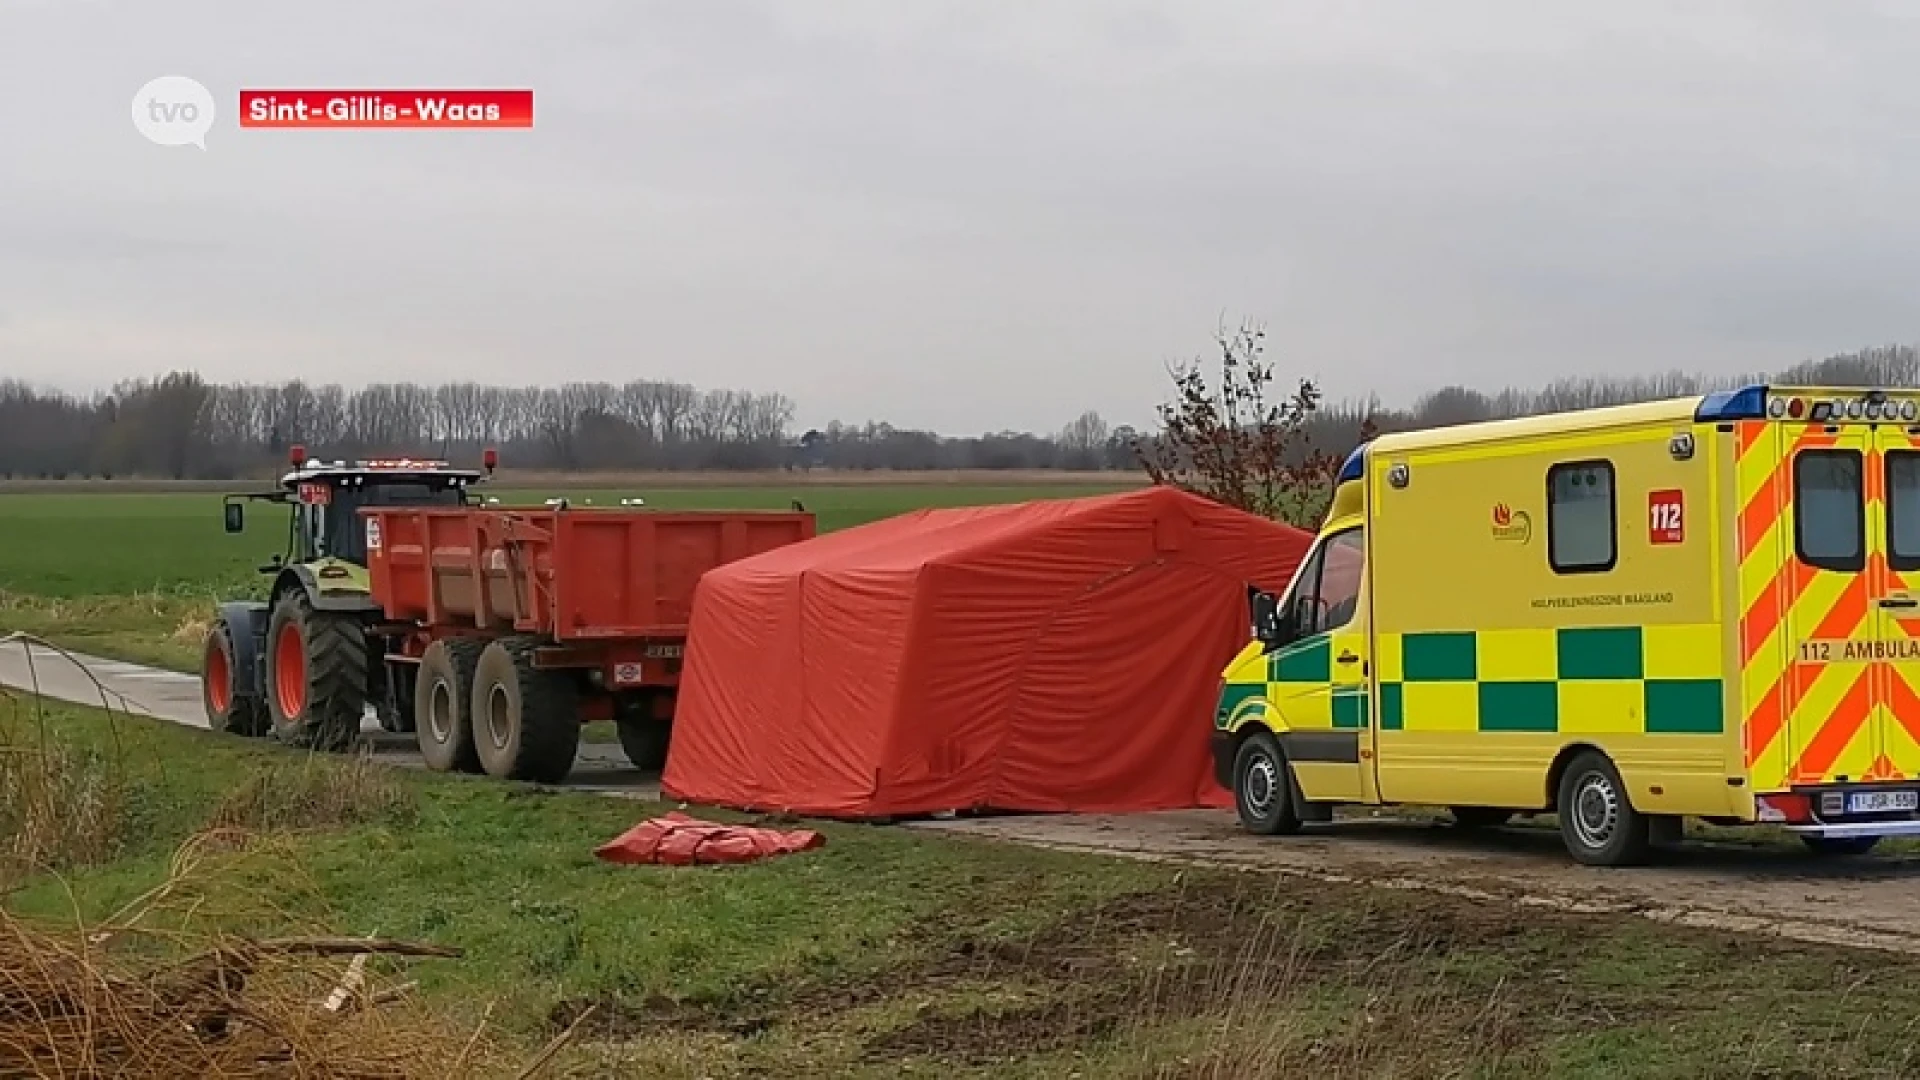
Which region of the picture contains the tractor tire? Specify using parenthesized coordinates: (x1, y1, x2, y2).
(470, 638, 580, 784)
(264, 591, 369, 753)
(414, 638, 485, 774)
(202, 616, 267, 737)
(615, 692, 672, 773)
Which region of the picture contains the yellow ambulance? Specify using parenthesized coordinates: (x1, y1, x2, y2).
(1212, 385, 1920, 865)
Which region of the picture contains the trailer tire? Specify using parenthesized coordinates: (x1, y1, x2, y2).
(1555, 750, 1651, 867)
(415, 639, 485, 774)
(471, 638, 580, 784)
(1232, 730, 1302, 836)
(265, 591, 367, 753)
(202, 616, 267, 737)
(615, 691, 673, 772)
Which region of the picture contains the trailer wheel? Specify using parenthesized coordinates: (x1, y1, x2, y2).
(414, 639, 485, 774)
(615, 692, 672, 772)
(264, 591, 368, 753)
(1555, 750, 1651, 867)
(471, 638, 580, 784)
(1232, 730, 1302, 836)
(202, 616, 267, 737)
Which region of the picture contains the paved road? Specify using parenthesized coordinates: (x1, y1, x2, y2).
(0, 636, 661, 799)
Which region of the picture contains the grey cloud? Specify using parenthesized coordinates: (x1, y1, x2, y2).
(1, 0, 1917, 431)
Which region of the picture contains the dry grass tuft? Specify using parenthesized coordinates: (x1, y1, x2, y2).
(207, 747, 415, 834)
(0, 733, 129, 880)
(0, 829, 523, 1078)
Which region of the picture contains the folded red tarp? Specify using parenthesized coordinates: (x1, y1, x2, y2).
(594, 811, 825, 866)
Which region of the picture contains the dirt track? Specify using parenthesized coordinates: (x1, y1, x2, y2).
(8, 637, 1920, 955)
(919, 808, 1920, 955)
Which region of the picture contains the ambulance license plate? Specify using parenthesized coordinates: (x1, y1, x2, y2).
(1847, 790, 1919, 814)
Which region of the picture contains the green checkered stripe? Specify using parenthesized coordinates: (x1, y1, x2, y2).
(1220, 634, 1371, 730)
(1377, 627, 1724, 735)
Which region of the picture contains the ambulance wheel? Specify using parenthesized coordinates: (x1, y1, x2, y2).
(1556, 751, 1650, 867)
(1802, 835, 1881, 857)
(1450, 806, 1512, 830)
(1233, 731, 1302, 836)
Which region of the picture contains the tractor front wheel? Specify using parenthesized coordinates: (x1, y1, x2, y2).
(202, 616, 267, 737)
(264, 591, 369, 752)
(471, 638, 580, 784)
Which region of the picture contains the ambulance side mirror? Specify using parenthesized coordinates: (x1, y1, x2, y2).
(1249, 587, 1285, 646)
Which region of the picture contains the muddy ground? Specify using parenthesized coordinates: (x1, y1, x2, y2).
(916, 808, 1920, 956)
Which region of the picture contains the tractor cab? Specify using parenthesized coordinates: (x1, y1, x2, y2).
(203, 445, 498, 751)
(223, 445, 496, 570)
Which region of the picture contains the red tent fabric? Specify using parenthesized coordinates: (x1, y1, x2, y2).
(661, 486, 1313, 819)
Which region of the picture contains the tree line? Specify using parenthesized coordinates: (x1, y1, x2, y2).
(1, 342, 1916, 481)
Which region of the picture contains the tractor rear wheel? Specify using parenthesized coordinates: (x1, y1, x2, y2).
(264, 591, 369, 752)
(202, 616, 267, 737)
(471, 638, 580, 784)
(414, 638, 485, 774)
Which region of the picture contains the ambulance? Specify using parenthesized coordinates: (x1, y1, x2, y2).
(1212, 385, 1920, 866)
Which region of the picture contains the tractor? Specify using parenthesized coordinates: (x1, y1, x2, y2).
(201, 445, 497, 751)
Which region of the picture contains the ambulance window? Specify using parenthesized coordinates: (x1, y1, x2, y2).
(1794, 450, 1864, 572)
(1886, 452, 1920, 570)
(1315, 528, 1366, 631)
(1547, 460, 1616, 574)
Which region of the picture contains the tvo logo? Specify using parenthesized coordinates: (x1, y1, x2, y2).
(132, 76, 215, 149)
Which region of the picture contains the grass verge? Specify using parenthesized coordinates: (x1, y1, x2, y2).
(6, 694, 1920, 1076)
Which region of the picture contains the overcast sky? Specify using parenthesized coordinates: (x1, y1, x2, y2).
(2, 1, 1916, 434)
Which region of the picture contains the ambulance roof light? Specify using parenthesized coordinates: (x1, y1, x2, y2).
(1336, 444, 1366, 484)
(1694, 385, 1769, 422)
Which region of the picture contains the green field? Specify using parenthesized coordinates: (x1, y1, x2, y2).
(0, 482, 1132, 670)
(0, 483, 1135, 599)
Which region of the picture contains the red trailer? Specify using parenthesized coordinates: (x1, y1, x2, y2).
(362, 504, 815, 783)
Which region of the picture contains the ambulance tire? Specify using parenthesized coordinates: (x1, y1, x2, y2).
(1556, 751, 1651, 867)
(1233, 731, 1302, 836)
(1801, 835, 1881, 858)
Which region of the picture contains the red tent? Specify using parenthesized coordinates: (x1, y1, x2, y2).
(661, 486, 1313, 819)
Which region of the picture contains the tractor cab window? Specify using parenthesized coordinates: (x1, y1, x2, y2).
(315, 481, 464, 563)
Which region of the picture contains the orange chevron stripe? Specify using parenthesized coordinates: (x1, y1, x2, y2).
(1736, 419, 1770, 458)
(1744, 571, 1873, 769)
(1740, 558, 1817, 665)
(1745, 677, 1789, 767)
(1791, 666, 1875, 782)
(1885, 674, 1920, 758)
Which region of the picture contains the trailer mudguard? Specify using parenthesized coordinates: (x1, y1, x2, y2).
(216, 600, 271, 702)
